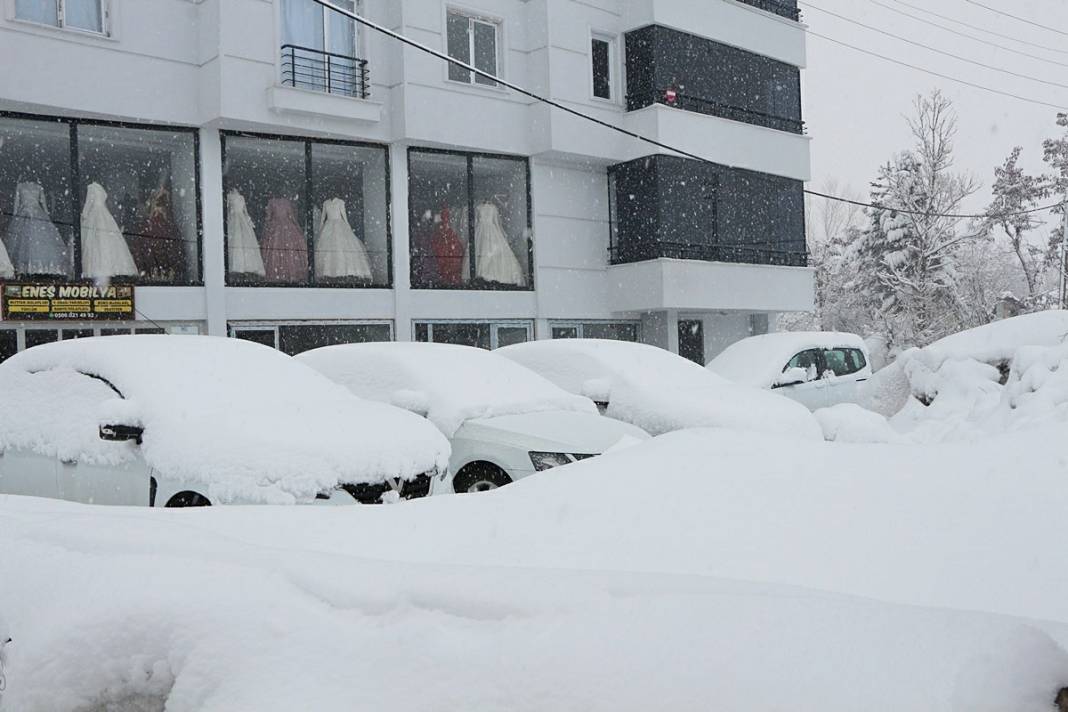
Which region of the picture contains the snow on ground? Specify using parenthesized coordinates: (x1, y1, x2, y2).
(0, 337, 450, 503)
(4, 423, 1068, 709)
(498, 338, 822, 440)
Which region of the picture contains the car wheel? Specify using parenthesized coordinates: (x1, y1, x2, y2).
(165, 491, 211, 507)
(452, 463, 512, 494)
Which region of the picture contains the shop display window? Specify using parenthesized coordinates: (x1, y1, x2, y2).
(550, 321, 640, 342)
(229, 322, 393, 355)
(223, 133, 391, 288)
(0, 330, 16, 363)
(409, 149, 532, 290)
(0, 113, 202, 285)
(413, 321, 532, 350)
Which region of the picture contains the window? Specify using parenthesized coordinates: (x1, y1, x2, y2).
(550, 321, 640, 342)
(591, 35, 615, 101)
(0, 114, 201, 284)
(446, 9, 500, 86)
(0, 330, 16, 364)
(408, 149, 531, 290)
(749, 313, 769, 336)
(222, 132, 391, 287)
(16, 0, 107, 34)
(786, 349, 822, 379)
(414, 321, 532, 350)
(280, 0, 368, 98)
(678, 319, 704, 365)
(228, 322, 392, 355)
(823, 348, 867, 377)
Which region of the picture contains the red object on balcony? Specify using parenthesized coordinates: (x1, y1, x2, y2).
(664, 88, 678, 105)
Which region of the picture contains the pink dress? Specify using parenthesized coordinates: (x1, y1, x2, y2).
(261, 198, 309, 283)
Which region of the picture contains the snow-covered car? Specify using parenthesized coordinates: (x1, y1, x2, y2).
(0, 336, 450, 506)
(708, 332, 872, 411)
(297, 342, 649, 493)
(497, 339, 822, 440)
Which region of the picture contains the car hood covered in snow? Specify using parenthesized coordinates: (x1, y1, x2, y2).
(297, 342, 597, 438)
(0, 336, 450, 503)
(498, 339, 822, 440)
(458, 410, 648, 453)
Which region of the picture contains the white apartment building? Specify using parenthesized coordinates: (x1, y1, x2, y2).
(0, 0, 813, 364)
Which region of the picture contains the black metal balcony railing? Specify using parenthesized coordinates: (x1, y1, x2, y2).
(631, 88, 805, 134)
(281, 44, 370, 99)
(609, 242, 808, 267)
(736, 0, 802, 21)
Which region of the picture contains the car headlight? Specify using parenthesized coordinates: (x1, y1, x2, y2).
(529, 451, 575, 471)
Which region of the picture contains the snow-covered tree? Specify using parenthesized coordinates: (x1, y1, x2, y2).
(983, 147, 1050, 300)
(852, 91, 980, 348)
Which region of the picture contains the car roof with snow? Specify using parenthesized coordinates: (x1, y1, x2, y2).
(497, 339, 822, 439)
(297, 342, 597, 438)
(708, 331, 868, 388)
(0, 336, 450, 503)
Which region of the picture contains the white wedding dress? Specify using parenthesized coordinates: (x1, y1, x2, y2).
(469, 202, 524, 286)
(0, 239, 13, 279)
(315, 198, 372, 280)
(81, 182, 138, 280)
(227, 190, 266, 277)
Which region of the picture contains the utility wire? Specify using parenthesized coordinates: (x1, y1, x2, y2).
(307, 0, 1062, 220)
(804, 28, 1068, 111)
(867, 0, 1068, 70)
(800, 0, 1068, 90)
(963, 0, 1068, 38)
(883, 0, 1068, 56)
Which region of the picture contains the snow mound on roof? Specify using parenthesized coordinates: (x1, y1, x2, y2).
(297, 342, 597, 438)
(708, 331, 868, 388)
(0, 336, 449, 503)
(498, 339, 822, 439)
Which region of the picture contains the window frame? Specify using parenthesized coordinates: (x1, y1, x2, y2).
(412, 319, 533, 350)
(13, 0, 110, 36)
(822, 347, 867, 378)
(228, 319, 395, 353)
(444, 6, 503, 88)
(0, 110, 204, 286)
(406, 146, 534, 292)
(220, 129, 393, 289)
(549, 320, 641, 342)
(589, 31, 619, 104)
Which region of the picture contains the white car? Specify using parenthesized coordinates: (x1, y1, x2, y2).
(708, 332, 872, 411)
(297, 342, 649, 493)
(0, 336, 450, 506)
(497, 339, 822, 440)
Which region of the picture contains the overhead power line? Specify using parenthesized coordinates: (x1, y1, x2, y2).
(884, 0, 1068, 56)
(964, 0, 1068, 38)
(306, 0, 1062, 220)
(800, 0, 1068, 90)
(867, 0, 1068, 70)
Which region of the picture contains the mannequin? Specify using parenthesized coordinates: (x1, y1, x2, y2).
(226, 190, 266, 277)
(132, 185, 186, 282)
(431, 205, 465, 286)
(315, 197, 373, 280)
(470, 200, 524, 286)
(81, 182, 139, 281)
(6, 181, 70, 277)
(261, 197, 308, 283)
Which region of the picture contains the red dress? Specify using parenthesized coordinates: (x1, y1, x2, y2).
(431, 207, 465, 286)
(261, 198, 309, 283)
(131, 187, 186, 282)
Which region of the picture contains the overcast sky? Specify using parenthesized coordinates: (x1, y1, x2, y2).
(802, 0, 1068, 226)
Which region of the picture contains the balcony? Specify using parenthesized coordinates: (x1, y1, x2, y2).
(735, 0, 801, 21)
(280, 44, 370, 99)
(609, 242, 807, 268)
(629, 88, 805, 134)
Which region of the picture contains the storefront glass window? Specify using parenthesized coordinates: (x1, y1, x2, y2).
(223, 133, 390, 287)
(229, 322, 392, 355)
(0, 114, 201, 285)
(77, 125, 199, 284)
(0, 330, 16, 363)
(550, 321, 640, 342)
(409, 149, 531, 290)
(413, 321, 532, 349)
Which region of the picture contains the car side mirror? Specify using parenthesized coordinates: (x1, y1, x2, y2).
(100, 423, 143, 444)
(774, 367, 809, 389)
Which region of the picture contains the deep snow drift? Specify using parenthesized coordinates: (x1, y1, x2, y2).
(4, 424, 1068, 710)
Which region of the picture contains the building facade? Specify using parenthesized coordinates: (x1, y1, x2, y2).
(0, 0, 813, 365)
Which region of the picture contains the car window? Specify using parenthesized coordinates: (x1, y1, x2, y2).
(786, 349, 821, 372)
(824, 348, 866, 377)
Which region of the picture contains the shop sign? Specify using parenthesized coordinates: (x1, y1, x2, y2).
(1, 283, 135, 321)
